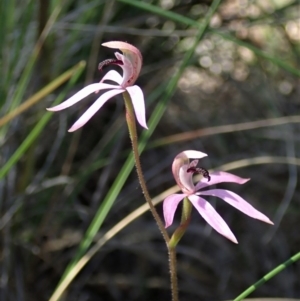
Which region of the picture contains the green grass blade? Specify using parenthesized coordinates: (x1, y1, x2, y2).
(0, 61, 86, 180)
(3, 0, 35, 94)
(117, 0, 300, 77)
(234, 251, 300, 301)
(7, 6, 61, 114)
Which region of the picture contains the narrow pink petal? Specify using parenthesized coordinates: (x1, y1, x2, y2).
(200, 189, 274, 224)
(188, 194, 238, 243)
(195, 171, 250, 191)
(46, 83, 118, 111)
(100, 70, 123, 85)
(126, 85, 148, 129)
(163, 194, 186, 228)
(68, 89, 124, 132)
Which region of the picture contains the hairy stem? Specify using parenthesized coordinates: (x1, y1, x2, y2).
(123, 91, 169, 242)
(123, 91, 179, 301)
(169, 247, 178, 301)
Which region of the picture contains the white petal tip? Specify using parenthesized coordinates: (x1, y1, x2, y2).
(256, 214, 274, 225)
(138, 122, 148, 130)
(264, 219, 274, 225)
(182, 150, 208, 159)
(242, 178, 251, 183)
(223, 233, 238, 244)
(68, 127, 77, 132)
(229, 237, 238, 244)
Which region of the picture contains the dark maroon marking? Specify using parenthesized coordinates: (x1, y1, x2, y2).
(98, 59, 123, 71)
(187, 166, 211, 181)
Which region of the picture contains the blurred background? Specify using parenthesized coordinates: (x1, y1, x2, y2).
(0, 0, 300, 300)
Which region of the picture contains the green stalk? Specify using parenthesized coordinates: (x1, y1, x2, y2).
(169, 197, 192, 248)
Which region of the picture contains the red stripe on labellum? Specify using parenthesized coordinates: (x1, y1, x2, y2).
(98, 59, 123, 71)
(187, 167, 211, 181)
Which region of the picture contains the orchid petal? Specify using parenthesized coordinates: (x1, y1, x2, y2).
(179, 150, 208, 159)
(188, 194, 238, 243)
(100, 70, 123, 85)
(163, 194, 186, 228)
(195, 171, 249, 191)
(200, 189, 273, 225)
(68, 89, 124, 132)
(102, 41, 142, 56)
(126, 85, 148, 129)
(47, 83, 118, 111)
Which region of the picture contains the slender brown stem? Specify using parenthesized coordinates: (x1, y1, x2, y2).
(169, 247, 179, 301)
(123, 91, 179, 301)
(123, 92, 169, 243)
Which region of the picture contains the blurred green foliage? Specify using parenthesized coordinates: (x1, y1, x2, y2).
(0, 0, 300, 300)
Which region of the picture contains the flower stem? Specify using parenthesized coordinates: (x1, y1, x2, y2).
(169, 247, 178, 301)
(169, 198, 192, 248)
(123, 91, 179, 301)
(123, 91, 169, 243)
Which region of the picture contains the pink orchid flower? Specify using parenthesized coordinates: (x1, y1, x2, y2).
(47, 41, 147, 132)
(163, 150, 273, 243)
